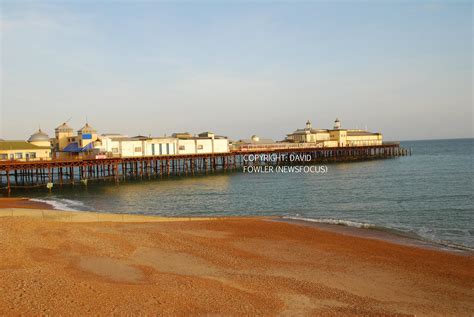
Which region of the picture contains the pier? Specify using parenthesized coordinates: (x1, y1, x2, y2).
(0, 143, 409, 193)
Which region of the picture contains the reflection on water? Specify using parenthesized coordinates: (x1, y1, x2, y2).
(18, 139, 474, 249)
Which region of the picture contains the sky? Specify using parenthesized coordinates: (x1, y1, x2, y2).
(0, 1, 472, 141)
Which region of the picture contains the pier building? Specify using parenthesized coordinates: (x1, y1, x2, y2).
(28, 129, 52, 148)
(147, 137, 178, 156)
(0, 128, 52, 161)
(174, 132, 229, 155)
(0, 141, 51, 161)
(93, 132, 229, 157)
(51, 120, 230, 158)
(95, 135, 148, 158)
(54, 122, 99, 157)
(0, 120, 407, 191)
(286, 119, 382, 147)
(53, 122, 74, 152)
(232, 135, 276, 150)
(0, 118, 385, 163)
(236, 135, 275, 145)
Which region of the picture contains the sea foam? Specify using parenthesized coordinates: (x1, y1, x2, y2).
(282, 216, 376, 229)
(30, 198, 86, 211)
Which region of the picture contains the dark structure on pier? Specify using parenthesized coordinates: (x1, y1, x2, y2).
(0, 143, 409, 193)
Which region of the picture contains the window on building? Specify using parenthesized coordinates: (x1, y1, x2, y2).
(112, 148, 119, 154)
(29, 152, 37, 159)
(0, 154, 7, 160)
(197, 145, 204, 150)
(134, 147, 142, 152)
(15, 153, 23, 159)
(179, 145, 185, 150)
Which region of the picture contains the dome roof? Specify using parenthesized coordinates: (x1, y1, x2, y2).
(28, 129, 50, 142)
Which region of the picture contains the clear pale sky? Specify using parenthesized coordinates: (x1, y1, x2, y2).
(0, 1, 472, 141)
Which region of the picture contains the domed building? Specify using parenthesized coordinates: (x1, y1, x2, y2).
(0, 129, 52, 161)
(28, 129, 51, 147)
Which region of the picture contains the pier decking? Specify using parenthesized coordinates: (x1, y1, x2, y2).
(0, 143, 409, 192)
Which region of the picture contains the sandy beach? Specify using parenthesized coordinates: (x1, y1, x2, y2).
(0, 199, 473, 316)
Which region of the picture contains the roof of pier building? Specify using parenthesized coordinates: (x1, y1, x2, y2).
(55, 122, 74, 133)
(346, 131, 381, 136)
(101, 133, 129, 138)
(172, 132, 193, 139)
(62, 142, 94, 153)
(78, 123, 97, 134)
(28, 129, 51, 143)
(0, 140, 50, 150)
(198, 132, 215, 138)
(236, 135, 275, 144)
(287, 128, 330, 136)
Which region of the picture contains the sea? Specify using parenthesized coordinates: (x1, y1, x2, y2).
(18, 139, 473, 250)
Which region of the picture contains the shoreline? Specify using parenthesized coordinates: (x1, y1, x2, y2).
(1, 197, 471, 254)
(278, 218, 474, 254)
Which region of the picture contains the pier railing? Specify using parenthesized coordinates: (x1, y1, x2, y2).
(0, 144, 409, 192)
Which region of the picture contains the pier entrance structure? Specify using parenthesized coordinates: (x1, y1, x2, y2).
(0, 143, 409, 192)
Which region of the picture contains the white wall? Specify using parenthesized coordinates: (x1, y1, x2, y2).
(212, 139, 229, 153)
(96, 136, 229, 157)
(195, 139, 213, 154)
(146, 138, 177, 155)
(119, 140, 145, 157)
(177, 138, 229, 154)
(177, 139, 196, 154)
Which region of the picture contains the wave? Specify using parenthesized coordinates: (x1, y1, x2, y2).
(282, 216, 474, 252)
(30, 198, 86, 211)
(282, 216, 377, 229)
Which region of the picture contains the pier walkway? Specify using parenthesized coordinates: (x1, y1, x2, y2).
(0, 143, 409, 192)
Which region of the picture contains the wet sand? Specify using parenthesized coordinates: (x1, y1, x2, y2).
(0, 197, 53, 209)
(0, 209, 473, 315)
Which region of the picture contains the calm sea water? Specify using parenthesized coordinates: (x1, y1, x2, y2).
(21, 139, 473, 249)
